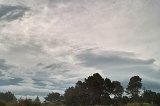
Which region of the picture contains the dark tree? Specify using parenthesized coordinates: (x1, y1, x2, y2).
(64, 73, 112, 105)
(143, 90, 156, 104)
(85, 73, 104, 105)
(64, 73, 116, 105)
(17, 98, 34, 106)
(122, 96, 129, 104)
(103, 77, 114, 95)
(64, 87, 77, 105)
(155, 93, 160, 105)
(0, 91, 16, 102)
(35, 96, 40, 102)
(33, 96, 41, 106)
(44, 92, 61, 102)
(75, 81, 88, 105)
(112, 81, 124, 105)
(126, 76, 142, 102)
(100, 77, 114, 105)
(112, 81, 124, 98)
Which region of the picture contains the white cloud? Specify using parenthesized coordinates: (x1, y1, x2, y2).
(0, 0, 160, 97)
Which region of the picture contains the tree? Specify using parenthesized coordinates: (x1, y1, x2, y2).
(64, 81, 88, 105)
(64, 87, 77, 105)
(112, 81, 124, 98)
(85, 73, 104, 105)
(112, 81, 124, 105)
(122, 96, 129, 105)
(155, 93, 160, 105)
(44, 92, 61, 102)
(126, 76, 142, 101)
(100, 77, 114, 105)
(143, 90, 156, 104)
(75, 81, 88, 105)
(33, 96, 41, 106)
(35, 96, 40, 102)
(0, 91, 16, 102)
(17, 98, 34, 106)
(64, 73, 113, 105)
(103, 77, 114, 95)
(64, 73, 116, 105)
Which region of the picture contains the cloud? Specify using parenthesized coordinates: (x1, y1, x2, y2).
(76, 50, 160, 89)
(0, 59, 15, 70)
(143, 80, 160, 92)
(0, 0, 159, 98)
(76, 50, 155, 68)
(0, 85, 53, 96)
(0, 71, 4, 76)
(0, 78, 23, 86)
(44, 63, 64, 70)
(0, 4, 29, 22)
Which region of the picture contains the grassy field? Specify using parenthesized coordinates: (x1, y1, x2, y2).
(126, 103, 155, 106)
(1, 102, 158, 106)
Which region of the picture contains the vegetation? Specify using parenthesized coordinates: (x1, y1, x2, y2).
(0, 73, 160, 106)
(126, 76, 142, 102)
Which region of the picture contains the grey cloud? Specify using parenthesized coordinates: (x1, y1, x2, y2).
(0, 71, 4, 76)
(98, 62, 160, 82)
(8, 40, 44, 55)
(0, 78, 23, 86)
(33, 71, 52, 81)
(32, 63, 83, 92)
(77, 50, 155, 68)
(143, 80, 160, 92)
(37, 63, 44, 66)
(33, 79, 47, 87)
(4, 86, 52, 96)
(16, 91, 47, 96)
(0, 5, 29, 21)
(32, 77, 74, 92)
(44, 63, 64, 70)
(0, 59, 15, 70)
(0, 39, 46, 63)
(0, 0, 160, 96)
(105, 65, 160, 92)
(76, 50, 160, 92)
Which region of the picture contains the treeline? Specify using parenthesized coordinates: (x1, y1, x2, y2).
(0, 73, 160, 106)
(63, 73, 160, 106)
(0, 92, 42, 106)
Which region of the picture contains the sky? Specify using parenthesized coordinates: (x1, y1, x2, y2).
(0, 0, 160, 99)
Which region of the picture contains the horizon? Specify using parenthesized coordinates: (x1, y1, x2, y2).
(0, 0, 160, 99)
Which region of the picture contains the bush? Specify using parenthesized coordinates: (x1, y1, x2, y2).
(0, 101, 6, 106)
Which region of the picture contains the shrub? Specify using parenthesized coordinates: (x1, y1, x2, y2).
(0, 101, 6, 106)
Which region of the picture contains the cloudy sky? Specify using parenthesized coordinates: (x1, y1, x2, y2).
(0, 0, 160, 98)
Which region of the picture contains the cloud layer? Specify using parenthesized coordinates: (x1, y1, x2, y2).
(0, 0, 160, 98)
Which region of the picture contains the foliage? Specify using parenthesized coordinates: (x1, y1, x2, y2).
(126, 76, 142, 101)
(44, 92, 63, 102)
(0, 91, 16, 102)
(143, 90, 156, 104)
(1, 73, 160, 106)
(64, 73, 115, 105)
(112, 81, 124, 98)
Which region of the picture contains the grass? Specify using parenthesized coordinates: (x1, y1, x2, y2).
(127, 102, 155, 106)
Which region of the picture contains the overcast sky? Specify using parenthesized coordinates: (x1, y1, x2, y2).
(0, 0, 160, 98)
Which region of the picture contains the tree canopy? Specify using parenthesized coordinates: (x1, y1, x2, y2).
(126, 75, 142, 102)
(0, 73, 160, 106)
